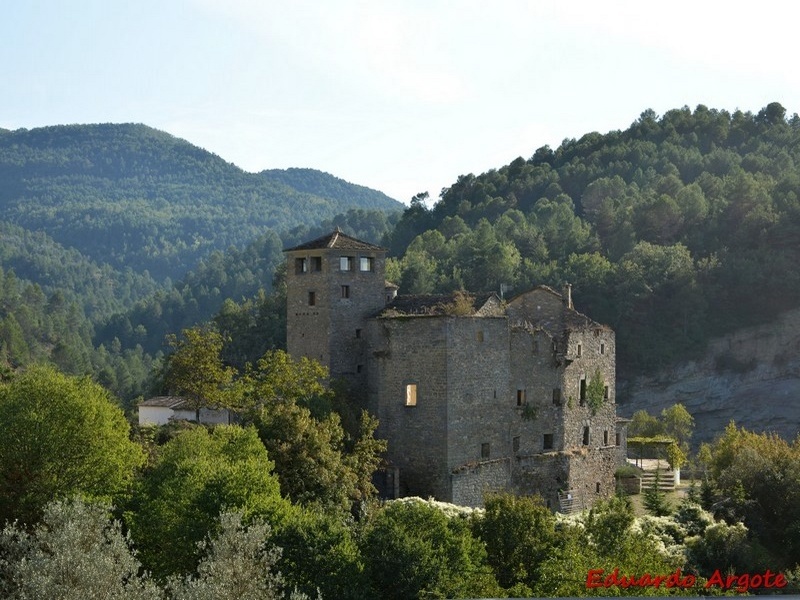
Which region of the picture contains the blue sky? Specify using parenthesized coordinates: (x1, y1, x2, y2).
(3, 1, 799, 203)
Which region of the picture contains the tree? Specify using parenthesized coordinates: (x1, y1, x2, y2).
(0, 498, 160, 600)
(474, 494, 562, 595)
(642, 470, 672, 517)
(242, 350, 386, 511)
(163, 326, 237, 421)
(0, 365, 145, 526)
(661, 403, 694, 454)
(360, 499, 501, 600)
(127, 425, 290, 579)
(168, 511, 308, 600)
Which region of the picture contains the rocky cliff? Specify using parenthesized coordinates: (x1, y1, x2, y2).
(618, 307, 800, 448)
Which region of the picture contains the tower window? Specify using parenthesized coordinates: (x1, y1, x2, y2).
(516, 389, 526, 406)
(295, 257, 308, 273)
(355, 328, 362, 338)
(405, 384, 417, 406)
(481, 443, 490, 459)
(577, 343, 582, 357)
(603, 430, 609, 446)
(359, 256, 374, 271)
(552, 388, 561, 405)
(308, 291, 316, 306)
(583, 426, 590, 446)
(604, 385, 609, 400)
(311, 256, 322, 272)
(340, 256, 353, 271)
(579, 377, 587, 405)
(543, 434, 554, 450)
(513, 436, 520, 453)
(341, 285, 350, 299)
(600, 342, 605, 355)
(616, 432, 621, 446)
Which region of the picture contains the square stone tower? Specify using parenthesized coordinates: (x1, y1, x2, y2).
(284, 228, 387, 385)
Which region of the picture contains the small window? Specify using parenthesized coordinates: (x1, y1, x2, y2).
(340, 256, 353, 271)
(552, 388, 561, 405)
(543, 434, 554, 450)
(341, 285, 350, 299)
(600, 342, 605, 355)
(583, 426, 590, 446)
(603, 430, 609, 446)
(356, 364, 363, 373)
(512, 436, 520, 453)
(594, 329, 600, 337)
(604, 385, 609, 400)
(516, 389, 526, 406)
(359, 256, 374, 272)
(615, 432, 621, 446)
(596, 482, 601, 493)
(355, 328, 362, 338)
(481, 443, 490, 459)
(405, 384, 417, 406)
(310, 256, 322, 272)
(308, 291, 316, 306)
(296, 257, 308, 274)
(579, 377, 587, 404)
(476, 330, 484, 343)
(577, 343, 582, 357)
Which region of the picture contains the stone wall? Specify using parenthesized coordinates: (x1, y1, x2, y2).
(451, 458, 512, 507)
(367, 316, 452, 499)
(445, 317, 512, 470)
(286, 246, 385, 383)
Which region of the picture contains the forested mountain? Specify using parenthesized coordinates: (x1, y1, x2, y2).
(386, 103, 800, 375)
(0, 124, 402, 281)
(261, 167, 398, 210)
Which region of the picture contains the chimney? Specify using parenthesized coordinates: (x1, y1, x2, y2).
(563, 283, 573, 310)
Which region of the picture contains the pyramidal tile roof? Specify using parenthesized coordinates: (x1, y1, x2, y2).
(283, 227, 386, 252)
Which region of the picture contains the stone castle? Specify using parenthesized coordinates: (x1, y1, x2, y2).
(285, 229, 624, 509)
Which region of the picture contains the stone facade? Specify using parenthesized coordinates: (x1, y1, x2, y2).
(285, 230, 622, 509)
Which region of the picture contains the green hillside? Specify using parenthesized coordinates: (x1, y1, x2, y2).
(386, 103, 800, 375)
(0, 124, 402, 281)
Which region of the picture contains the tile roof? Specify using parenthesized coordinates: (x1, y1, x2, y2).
(284, 228, 386, 252)
(138, 396, 187, 409)
(377, 293, 501, 317)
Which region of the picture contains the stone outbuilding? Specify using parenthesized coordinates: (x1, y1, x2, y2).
(284, 229, 622, 510)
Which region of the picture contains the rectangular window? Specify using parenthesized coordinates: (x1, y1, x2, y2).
(577, 343, 582, 357)
(615, 432, 621, 446)
(310, 256, 322, 272)
(604, 385, 609, 400)
(295, 257, 308, 274)
(516, 389, 526, 406)
(552, 388, 561, 405)
(583, 426, 590, 446)
(512, 436, 520, 453)
(600, 342, 605, 355)
(308, 291, 316, 306)
(543, 434, 554, 450)
(340, 256, 353, 271)
(359, 256, 374, 272)
(356, 364, 363, 373)
(603, 430, 609, 446)
(355, 328, 362, 338)
(405, 384, 417, 406)
(596, 482, 601, 493)
(579, 377, 587, 405)
(481, 443, 490, 459)
(341, 285, 350, 299)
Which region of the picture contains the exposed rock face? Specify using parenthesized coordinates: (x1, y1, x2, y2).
(619, 308, 800, 448)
